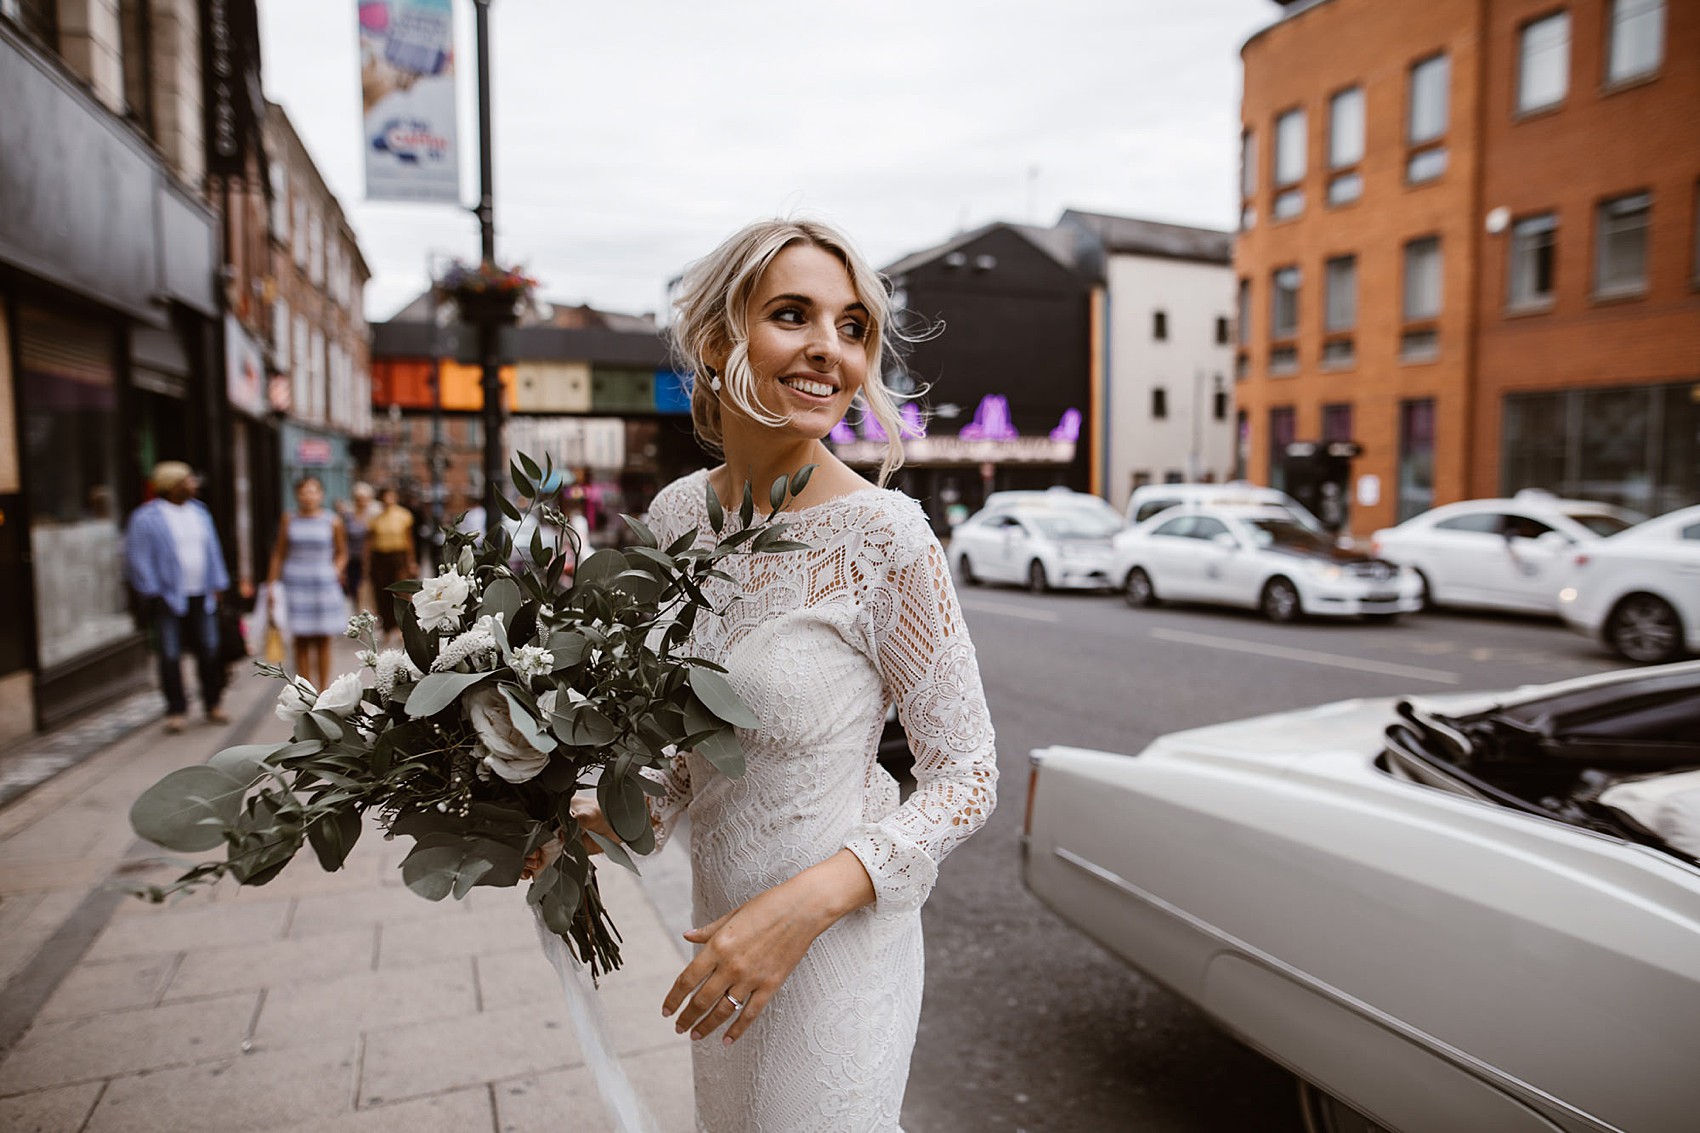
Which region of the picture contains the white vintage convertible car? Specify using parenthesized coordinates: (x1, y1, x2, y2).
(1022, 662, 1700, 1133)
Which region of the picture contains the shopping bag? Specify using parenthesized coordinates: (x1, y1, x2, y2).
(264, 624, 286, 664)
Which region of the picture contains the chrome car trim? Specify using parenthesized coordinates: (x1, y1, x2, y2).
(1051, 844, 1623, 1132)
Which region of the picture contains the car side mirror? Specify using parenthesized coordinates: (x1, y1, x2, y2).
(1535, 531, 1572, 549)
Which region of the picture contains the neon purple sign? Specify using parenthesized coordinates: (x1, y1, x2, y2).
(1050, 408, 1081, 443)
(959, 395, 1019, 441)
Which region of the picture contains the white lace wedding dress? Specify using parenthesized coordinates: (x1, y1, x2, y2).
(643, 470, 998, 1133)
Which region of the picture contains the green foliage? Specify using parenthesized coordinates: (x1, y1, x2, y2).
(127, 454, 815, 978)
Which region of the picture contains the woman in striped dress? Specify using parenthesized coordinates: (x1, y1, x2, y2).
(266, 476, 348, 691)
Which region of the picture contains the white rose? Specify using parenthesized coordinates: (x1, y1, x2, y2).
(465, 687, 551, 783)
(313, 672, 365, 718)
(412, 570, 474, 633)
(275, 677, 316, 725)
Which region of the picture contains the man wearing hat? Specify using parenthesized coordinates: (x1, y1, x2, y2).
(124, 462, 232, 732)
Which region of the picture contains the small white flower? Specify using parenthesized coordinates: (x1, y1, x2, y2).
(344, 610, 379, 639)
(313, 672, 364, 718)
(356, 649, 377, 667)
(510, 645, 554, 680)
(464, 687, 551, 783)
(274, 677, 317, 725)
(412, 570, 474, 633)
(373, 650, 423, 699)
(431, 616, 501, 674)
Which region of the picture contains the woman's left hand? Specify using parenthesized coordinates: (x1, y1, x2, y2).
(662, 849, 875, 1046)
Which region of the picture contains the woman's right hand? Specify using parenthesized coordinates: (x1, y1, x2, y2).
(569, 795, 620, 855)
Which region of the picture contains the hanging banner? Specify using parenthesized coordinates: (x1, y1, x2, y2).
(359, 0, 460, 203)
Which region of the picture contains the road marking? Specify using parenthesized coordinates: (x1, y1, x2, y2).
(1149, 627, 1462, 685)
(959, 598, 1061, 623)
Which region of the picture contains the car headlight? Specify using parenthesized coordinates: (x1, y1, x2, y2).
(1559, 587, 1578, 604)
(1304, 560, 1343, 583)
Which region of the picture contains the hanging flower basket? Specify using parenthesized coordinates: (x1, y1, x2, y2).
(437, 260, 538, 326)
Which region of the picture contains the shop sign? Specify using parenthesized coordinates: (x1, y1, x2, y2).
(295, 438, 334, 466)
(225, 314, 267, 419)
(832, 436, 1076, 466)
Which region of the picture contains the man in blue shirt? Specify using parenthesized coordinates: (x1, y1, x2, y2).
(124, 462, 232, 732)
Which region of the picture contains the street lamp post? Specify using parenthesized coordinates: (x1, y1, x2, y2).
(472, 0, 502, 540)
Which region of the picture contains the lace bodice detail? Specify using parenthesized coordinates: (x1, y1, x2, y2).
(641, 469, 997, 1132)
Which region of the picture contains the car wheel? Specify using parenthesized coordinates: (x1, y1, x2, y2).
(1123, 567, 1157, 608)
(1261, 576, 1302, 623)
(1413, 569, 1435, 612)
(1298, 1082, 1392, 1133)
(1606, 593, 1684, 664)
(957, 553, 980, 587)
(1027, 559, 1048, 594)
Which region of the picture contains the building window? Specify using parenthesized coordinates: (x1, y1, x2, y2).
(1322, 339, 1356, 368)
(1236, 279, 1251, 347)
(1240, 127, 1257, 226)
(269, 162, 288, 241)
(1503, 382, 1696, 516)
(1407, 53, 1450, 184)
(1329, 87, 1364, 169)
(1517, 12, 1570, 114)
(1403, 237, 1443, 322)
(1324, 256, 1357, 333)
(1235, 353, 1250, 381)
(0, 0, 57, 41)
(1595, 192, 1651, 296)
(1153, 310, 1168, 341)
(1269, 347, 1299, 376)
(1273, 108, 1305, 219)
(1215, 316, 1230, 345)
(1508, 213, 1558, 308)
(1322, 403, 1354, 443)
(1397, 400, 1436, 521)
(118, 0, 153, 135)
(1213, 387, 1229, 421)
(1328, 172, 1363, 207)
(1152, 387, 1168, 420)
(1271, 266, 1300, 340)
(1269, 407, 1297, 490)
(1607, 0, 1664, 84)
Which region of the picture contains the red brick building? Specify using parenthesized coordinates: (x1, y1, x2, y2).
(1236, 0, 1698, 534)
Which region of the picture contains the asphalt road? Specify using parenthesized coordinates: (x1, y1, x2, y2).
(900, 582, 1629, 1133)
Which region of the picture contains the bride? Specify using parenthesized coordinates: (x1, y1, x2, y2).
(582, 218, 997, 1131)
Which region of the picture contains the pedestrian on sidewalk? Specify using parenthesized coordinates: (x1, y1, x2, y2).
(266, 476, 348, 691)
(123, 461, 232, 733)
(340, 480, 381, 609)
(368, 486, 416, 647)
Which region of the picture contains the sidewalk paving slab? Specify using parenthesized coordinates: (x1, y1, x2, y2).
(0, 642, 700, 1132)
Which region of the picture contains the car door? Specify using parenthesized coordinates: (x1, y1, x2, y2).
(1421, 512, 1511, 606)
(1184, 515, 1241, 605)
(1497, 513, 1573, 612)
(1211, 519, 1268, 609)
(989, 515, 1030, 583)
(1143, 515, 1208, 601)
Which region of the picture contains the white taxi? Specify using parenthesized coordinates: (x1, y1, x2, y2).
(1113, 504, 1421, 622)
(1558, 504, 1700, 663)
(951, 504, 1120, 592)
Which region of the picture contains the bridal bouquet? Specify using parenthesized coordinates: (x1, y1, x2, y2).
(129, 455, 811, 976)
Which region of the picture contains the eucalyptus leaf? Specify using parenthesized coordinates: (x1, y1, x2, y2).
(546, 630, 589, 668)
(790, 463, 815, 496)
(585, 830, 641, 875)
(739, 482, 755, 529)
(688, 667, 759, 729)
(517, 451, 543, 483)
(130, 766, 251, 852)
(598, 773, 650, 843)
(307, 809, 363, 871)
(769, 473, 788, 513)
(705, 484, 725, 534)
(575, 548, 626, 587)
(621, 515, 658, 549)
(481, 577, 523, 626)
(694, 728, 747, 778)
(406, 671, 494, 718)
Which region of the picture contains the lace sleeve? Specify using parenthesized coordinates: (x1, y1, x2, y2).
(845, 528, 997, 913)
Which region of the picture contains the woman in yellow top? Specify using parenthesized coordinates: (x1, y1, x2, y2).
(367, 487, 416, 646)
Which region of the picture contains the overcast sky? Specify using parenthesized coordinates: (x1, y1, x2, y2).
(257, 0, 1274, 321)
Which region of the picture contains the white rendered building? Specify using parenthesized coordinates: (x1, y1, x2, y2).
(1063, 211, 1237, 515)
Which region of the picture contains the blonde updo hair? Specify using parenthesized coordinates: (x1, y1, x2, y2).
(670, 218, 911, 486)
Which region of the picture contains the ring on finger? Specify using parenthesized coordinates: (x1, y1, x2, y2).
(723, 991, 744, 1011)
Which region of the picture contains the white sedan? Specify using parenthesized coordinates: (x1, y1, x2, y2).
(1023, 662, 1700, 1133)
(1370, 494, 1639, 615)
(950, 505, 1119, 592)
(1112, 505, 1421, 622)
(1558, 504, 1700, 663)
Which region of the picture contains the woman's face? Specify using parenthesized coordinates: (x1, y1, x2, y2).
(297, 480, 324, 511)
(730, 243, 870, 442)
(382, 490, 399, 507)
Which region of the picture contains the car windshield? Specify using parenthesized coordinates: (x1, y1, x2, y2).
(1028, 512, 1121, 539)
(1241, 517, 1335, 554)
(1567, 512, 1634, 537)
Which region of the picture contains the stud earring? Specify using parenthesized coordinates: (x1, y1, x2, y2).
(706, 367, 722, 393)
